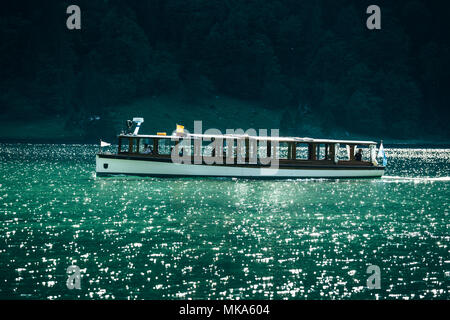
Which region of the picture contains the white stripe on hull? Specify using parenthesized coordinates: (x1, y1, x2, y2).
(96, 155, 384, 178)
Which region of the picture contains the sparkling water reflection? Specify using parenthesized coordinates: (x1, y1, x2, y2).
(0, 144, 449, 299)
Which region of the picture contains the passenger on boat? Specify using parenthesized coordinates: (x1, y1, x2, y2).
(355, 149, 363, 161)
(142, 143, 153, 154)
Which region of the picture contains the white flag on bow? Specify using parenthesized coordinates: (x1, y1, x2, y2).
(100, 140, 111, 147)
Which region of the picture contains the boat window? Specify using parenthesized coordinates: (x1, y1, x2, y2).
(248, 139, 258, 161)
(235, 138, 246, 161)
(295, 143, 309, 160)
(158, 139, 172, 155)
(278, 142, 289, 159)
(336, 144, 348, 160)
(130, 138, 138, 153)
(178, 138, 192, 156)
(224, 139, 236, 158)
(120, 138, 130, 153)
(317, 144, 327, 160)
(257, 140, 269, 159)
(354, 146, 370, 161)
(202, 139, 213, 157)
(119, 137, 138, 154)
(139, 138, 153, 154)
(200, 138, 224, 160)
(333, 144, 369, 161)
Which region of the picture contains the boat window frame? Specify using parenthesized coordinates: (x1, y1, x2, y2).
(137, 137, 157, 155)
(118, 137, 133, 154)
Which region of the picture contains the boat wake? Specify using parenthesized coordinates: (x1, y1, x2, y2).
(382, 176, 450, 182)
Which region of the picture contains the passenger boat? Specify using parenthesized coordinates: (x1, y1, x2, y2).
(96, 118, 385, 179)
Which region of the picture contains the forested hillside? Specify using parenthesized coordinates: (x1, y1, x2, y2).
(1, 0, 449, 141)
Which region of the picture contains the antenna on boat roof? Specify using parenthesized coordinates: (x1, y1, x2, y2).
(132, 117, 144, 135)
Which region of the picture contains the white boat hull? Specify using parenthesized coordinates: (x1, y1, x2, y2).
(96, 155, 384, 179)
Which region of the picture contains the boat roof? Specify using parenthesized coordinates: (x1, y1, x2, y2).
(118, 133, 378, 145)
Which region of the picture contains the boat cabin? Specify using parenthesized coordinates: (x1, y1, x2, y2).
(114, 133, 379, 166)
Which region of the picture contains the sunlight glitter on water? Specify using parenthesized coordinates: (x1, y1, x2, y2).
(0, 144, 449, 299)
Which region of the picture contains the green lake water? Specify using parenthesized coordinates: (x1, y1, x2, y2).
(0, 144, 449, 299)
